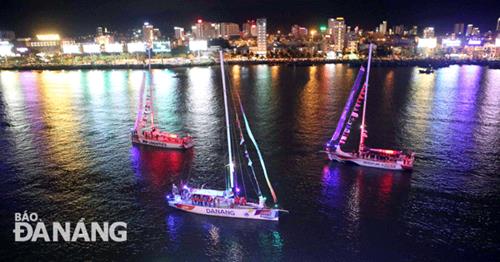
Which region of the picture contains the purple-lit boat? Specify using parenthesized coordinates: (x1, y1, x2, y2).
(167, 51, 287, 221)
(325, 44, 415, 171)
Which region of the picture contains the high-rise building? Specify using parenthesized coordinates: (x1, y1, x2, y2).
(423, 27, 435, 38)
(242, 20, 257, 38)
(220, 23, 240, 38)
(454, 23, 464, 36)
(331, 17, 346, 53)
(497, 17, 500, 31)
(394, 25, 405, 35)
(143, 22, 154, 45)
(256, 18, 267, 56)
(379, 21, 388, 35)
(466, 24, 474, 36)
(174, 27, 185, 40)
(191, 20, 219, 40)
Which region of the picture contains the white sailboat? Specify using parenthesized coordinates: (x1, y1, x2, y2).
(131, 48, 193, 149)
(325, 44, 415, 171)
(167, 51, 286, 221)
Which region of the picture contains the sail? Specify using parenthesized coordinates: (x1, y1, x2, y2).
(133, 73, 147, 131)
(327, 66, 366, 147)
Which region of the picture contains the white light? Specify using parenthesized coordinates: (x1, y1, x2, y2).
(127, 42, 146, 53)
(104, 43, 123, 53)
(152, 41, 171, 52)
(16, 47, 28, 53)
(0, 42, 14, 56)
(62, 44, 81, 54)
(36, 34, 60, 41)
(496, 38, 500, 47)
(189, 40, 207, 51)
(82, 43, 101, 54)
(417, 38, 437, 48)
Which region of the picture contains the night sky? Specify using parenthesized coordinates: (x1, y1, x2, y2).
(0, 0, 499, 37)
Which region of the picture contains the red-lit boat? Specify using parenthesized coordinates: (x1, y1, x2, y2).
(131, 51, 193, 150)
(325, 44, 414, 170)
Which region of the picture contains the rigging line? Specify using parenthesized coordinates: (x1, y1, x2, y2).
(134, 72, 147, 130)
(233, 90, 278, 204)
(226, 61, 261, 197)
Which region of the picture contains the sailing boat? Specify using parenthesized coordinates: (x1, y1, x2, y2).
(167, 51, 286, 221)
(325, 44, 415, 171)
(130, 47, 193, 149)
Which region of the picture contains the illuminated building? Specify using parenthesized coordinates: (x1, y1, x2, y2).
(330, 17, 346, 53)
(379, 21, 388, 35)
(423, 27, 435, 38)
(471, 27, 480, 36)
(291, 25, 308, 39)
(256, 18, 267, 56)
(191, 20, 219, 40)
(466, 24, 473, 36)
(242, 20, 257, 38)
(409, 25, 418, 36)
(174, 27, 185, 40)
(497, 18, 500, 32)
(96, 26, 108, 37)
(27, 34, 61, 53)
(394, 25, 404, 35)
(220, 23, 240, 39)
(454, 23, 464, 36)
(143, 22, 154, 46)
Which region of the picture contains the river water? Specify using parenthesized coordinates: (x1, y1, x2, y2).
(0, 65, 499, 261)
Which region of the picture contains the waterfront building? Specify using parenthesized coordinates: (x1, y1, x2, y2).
(174, 27, 185, 40)
(409, 26, 418, 36)
(379, 21, 388, 35)
(454, 23, 464, 36)
(256, 18, 267, 56)
(394, 25, 405, 35)
(330, 17, 346, 53)
(27, 34, 61, 54)
(191, 20, 219, 40)
(466, 24, 474, 36)
(471, 27, 480, 36)
(143, 22, 154, 46)
(291, 25, 308, 39)
(423, 27, 435, 38)
(242, 20, 257, 38)
(220, 23, 240, 39)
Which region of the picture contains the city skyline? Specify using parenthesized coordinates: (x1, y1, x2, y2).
(1, 0, 499, 36)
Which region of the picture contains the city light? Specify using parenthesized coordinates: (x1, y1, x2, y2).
(152, 41, 171, 53)
(127, 42, 146, 53)
(16, 47, 28, 53)
(82, 43, 101, 54)
(417, 38, 437, 48)
(496, 38, 500, 47)
(104, 43, 123, 53)
(467, 39, 482, 46)
(36, 34, 60, 41)
(189, 40, 208, 51)
(0, 41, 15, 56)
(62, 44, 81, 54)
(320, 26, 327, 32)
(442, 39, 461, 47)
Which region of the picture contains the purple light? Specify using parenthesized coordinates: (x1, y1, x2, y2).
(467, 39, 482, 46)
(235, 187, 240, 193)
(183, 185, 189, 190)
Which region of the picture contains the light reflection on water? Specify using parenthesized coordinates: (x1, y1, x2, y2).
(0, 65, 499, 261)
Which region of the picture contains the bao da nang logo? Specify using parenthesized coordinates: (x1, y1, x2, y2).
(13, 211, 127, 242)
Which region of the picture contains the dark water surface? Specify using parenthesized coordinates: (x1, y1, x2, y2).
(0, 65, 499, 261)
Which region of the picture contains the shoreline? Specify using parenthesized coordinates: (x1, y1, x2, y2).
(1, 58, 499, 71)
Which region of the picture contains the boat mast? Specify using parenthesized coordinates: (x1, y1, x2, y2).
(219, 50, 235, 190)
(147, 46, 155, 129)
(359, 43, 373, 153)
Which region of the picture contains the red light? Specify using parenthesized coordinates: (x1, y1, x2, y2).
(197, 19, 202, 23)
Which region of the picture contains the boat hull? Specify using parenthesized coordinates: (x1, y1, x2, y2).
(131, 135, 193, 150)
(328, 151, 411, 171)
(167, 200, 279, 221)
